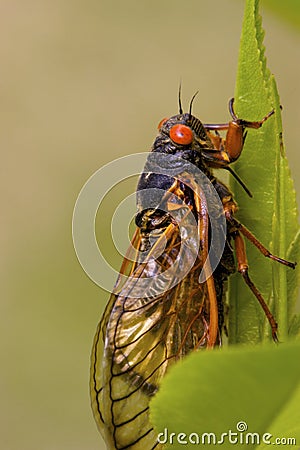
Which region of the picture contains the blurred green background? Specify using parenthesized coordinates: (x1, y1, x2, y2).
(1, 1, 299, 449)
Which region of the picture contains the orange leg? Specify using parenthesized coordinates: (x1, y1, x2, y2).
(203, 98, 275, 165)
(233, 232, 279, 341)
(226, 211, 296, 269)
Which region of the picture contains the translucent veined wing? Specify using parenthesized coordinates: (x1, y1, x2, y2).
(90, 183, 220, 450)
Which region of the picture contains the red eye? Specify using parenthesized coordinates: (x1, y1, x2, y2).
(169, 124, 194, 145)
(158, 117, 168, 130)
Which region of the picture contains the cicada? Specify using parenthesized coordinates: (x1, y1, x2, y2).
(90, 95, 296, 450)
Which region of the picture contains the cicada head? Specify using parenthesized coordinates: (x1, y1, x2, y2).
(153, 113, 214, 161)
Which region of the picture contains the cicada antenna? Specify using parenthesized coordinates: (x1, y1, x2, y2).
(178, 81, 183, 114)
(189, 91, 199, 116)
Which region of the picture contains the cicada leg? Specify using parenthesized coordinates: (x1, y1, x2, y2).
(232, 231, 279, 341)
(225, 210, 296, 270)
(224, 207, 296, 342)
(203, 98, 275, 166)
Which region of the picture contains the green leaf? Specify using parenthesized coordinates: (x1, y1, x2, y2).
(150, 343, 300, 450)
(228, 0, 300, 344)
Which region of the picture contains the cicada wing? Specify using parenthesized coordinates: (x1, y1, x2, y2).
(90, 181, 221, 449)
(90, 228, 143, 440)
(91, 241, 213, 447)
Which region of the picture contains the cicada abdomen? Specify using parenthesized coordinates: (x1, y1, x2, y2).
(90, 98, 295, 449)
